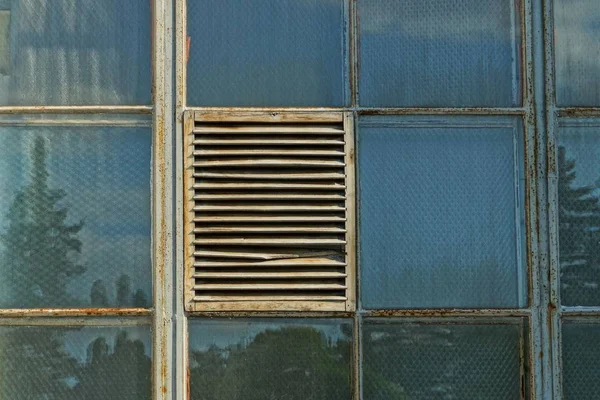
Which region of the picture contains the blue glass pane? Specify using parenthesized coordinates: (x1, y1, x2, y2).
(0, 121, 152, 308)
(562, 321, 600, 399)
(186, 0, 347, 107)
(0, 0, 151, 105)
(358, 116, 526, 309)
(358, 0, 521, 107)
(558, 119, 600, 306)
(0, 325, 151, 399)
(363, 319, 526, 399)
(555, 0, 600, 106)
(189, 319, 353, 400)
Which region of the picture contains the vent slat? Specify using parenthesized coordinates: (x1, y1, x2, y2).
(193, 249, 340, 260)
(193, 171, 345, 180)
(193, 139, 344, 146)
(185, 111, 352, 311)
(194, 271, 347, 279)
(194, 295, 347, 302)
(193, 159, 344, 168)
(194, 182, 345, 190)
(194, 226, 346, 233)
(194, 149, 345, 156)
(193, 238, 346, 246)
(193, 125, 344, 134)
(193, 215, 346, 223)
(194, 205, 344, 212)
(194, 283, 347, 291)
(194, 258, 346, 268)
(193, 194, 345, 201)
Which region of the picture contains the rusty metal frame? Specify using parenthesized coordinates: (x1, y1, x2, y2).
(541, 0, 600, 398)
(0, 1, 173, 400)
(170, 0, 574, 399)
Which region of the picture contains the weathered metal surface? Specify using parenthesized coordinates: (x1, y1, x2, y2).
(153, 0, 174, 399)
(0, 105, 152, 114)
(0, 308, 152, 318)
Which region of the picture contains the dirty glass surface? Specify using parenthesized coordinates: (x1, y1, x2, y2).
(558, 119, 600, 306)
(358, 0, 521, 107)
(561, 321, 600, 399)
(362, 319, 525, 400)
(0, 122, 152, 308)
(358, 116, 526, 309)
(186, 0, 347, 107)
(554, 0, 600, 106)
(188, 318, 353, 400)
(0, 0, 151, 105)
(0, 325, 151, 400)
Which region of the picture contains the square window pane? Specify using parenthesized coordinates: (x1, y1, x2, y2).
(186, 0, 347, 107)
(555, 0, 600, 106)
(189, 318, 353, 400)
(362, 319, 527, 400)
(0, 120, 152, 308)
(0, 325, 151, 399)
(562, 321, 600, 398)
(359, 116, 526, 309)
(358, 0, 521, 107)
(0, 0, 151, 105)
(558, 119, 600, 306)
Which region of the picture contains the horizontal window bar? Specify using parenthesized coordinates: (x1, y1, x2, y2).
(185, 107, 526, 115)
(0, 308, 152, 318)
(558, 107, 600, 117)
(360, 309, 531, 318)
(0, 316, 152, 326)
(561, 307, 600, 316)
(0, 106, 153, 114)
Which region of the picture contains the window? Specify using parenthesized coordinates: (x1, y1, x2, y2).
(0, 0, 598, 399)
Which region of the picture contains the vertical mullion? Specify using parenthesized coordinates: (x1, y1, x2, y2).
(524, 0, 548, 397)
(153, 0, 175, 398)
(349, 0, 358, 108)
(526, 0, 554, 399)
(543, 0, 563, 397)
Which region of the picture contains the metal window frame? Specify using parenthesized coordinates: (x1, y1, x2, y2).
(0, 1, 174, 400)
(173, 0, 561, 399)
(0, 0, 578, 398)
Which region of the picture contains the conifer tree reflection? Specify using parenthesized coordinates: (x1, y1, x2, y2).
(558, 146, 600, 305)
(0, 137, 150, 399)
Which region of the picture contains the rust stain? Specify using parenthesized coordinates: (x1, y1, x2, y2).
(0, 308, 152, 317)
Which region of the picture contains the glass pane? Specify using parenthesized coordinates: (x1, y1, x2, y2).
(0, 121, 152, 308)
(189, 319, 352, 400)
(186, 0, 347, 107)
(555, 0, 600, 106)
(562, 321, 600, 399)
(0, 0, 151, 105)
(0, 325, 151, 399)
(359, 116, 526, 309)
(558, 119, 600, 306)
(358, 0, 521, 107)
(362, 319, 526, 400)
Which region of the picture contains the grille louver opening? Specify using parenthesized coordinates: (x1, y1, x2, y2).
(184, 111, 355, 312)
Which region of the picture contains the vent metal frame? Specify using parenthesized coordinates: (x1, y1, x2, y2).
(183, 110, 356, 312)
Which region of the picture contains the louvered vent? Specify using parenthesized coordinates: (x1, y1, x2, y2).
(184, 111, 355, 311)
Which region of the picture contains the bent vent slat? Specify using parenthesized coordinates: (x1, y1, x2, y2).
(185, 111, 354, 312)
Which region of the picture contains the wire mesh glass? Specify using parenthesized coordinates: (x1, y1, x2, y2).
(358, 116, 527, 309)
(186, 0, 347, 107)
(188, 318, 353, 400)
(362, 319, 527, 400)
(0, 122, 152, 308)
(558, 119, 600, 306)
(358, 0, 521, 107)
(0, 0, 151, 105)
(0, 325, 151, 400)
